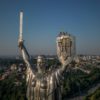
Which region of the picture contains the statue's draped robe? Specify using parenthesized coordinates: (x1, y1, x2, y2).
(20, 44, 64, 100)
(26, 67, 63, 100)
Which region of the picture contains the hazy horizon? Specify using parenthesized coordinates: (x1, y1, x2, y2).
(0, 0, 100, 56)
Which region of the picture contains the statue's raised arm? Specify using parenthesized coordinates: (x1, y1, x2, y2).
(18, 11, 30, 64)
(18, 11, 34, 75)
(56, 32, 75, 72)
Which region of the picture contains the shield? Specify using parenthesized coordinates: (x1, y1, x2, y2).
(57, 34, 72, 61)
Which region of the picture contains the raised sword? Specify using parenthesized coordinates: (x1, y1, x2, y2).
(19, 11, 23, 42)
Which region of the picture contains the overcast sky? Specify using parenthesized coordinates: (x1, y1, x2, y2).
(0, 0, 100, 56)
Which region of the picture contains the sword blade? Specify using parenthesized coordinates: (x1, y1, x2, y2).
(19, 11, 23, 41)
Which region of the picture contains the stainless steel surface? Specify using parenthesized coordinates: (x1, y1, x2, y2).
(18, 32, 73, 100)
(18, 11, 89, 100)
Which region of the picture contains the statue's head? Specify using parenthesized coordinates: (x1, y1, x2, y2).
(37, 55, 46, 73)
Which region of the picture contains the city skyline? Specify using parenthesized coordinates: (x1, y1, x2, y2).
(0, 0, 100, 56)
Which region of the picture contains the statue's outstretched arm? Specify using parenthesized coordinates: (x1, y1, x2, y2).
(72, 57, 91, 74)
(74, 66, 90, 74)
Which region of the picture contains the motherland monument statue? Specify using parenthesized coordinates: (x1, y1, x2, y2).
(18, 11, 90, 100)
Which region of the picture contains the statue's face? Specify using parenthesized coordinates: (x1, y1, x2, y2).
(37, 56, 45, 73)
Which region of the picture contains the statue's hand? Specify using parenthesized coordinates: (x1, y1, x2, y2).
(63, 56, 73, 66)
(18, 40, 24, 49)
(59, 55, 73, 66)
